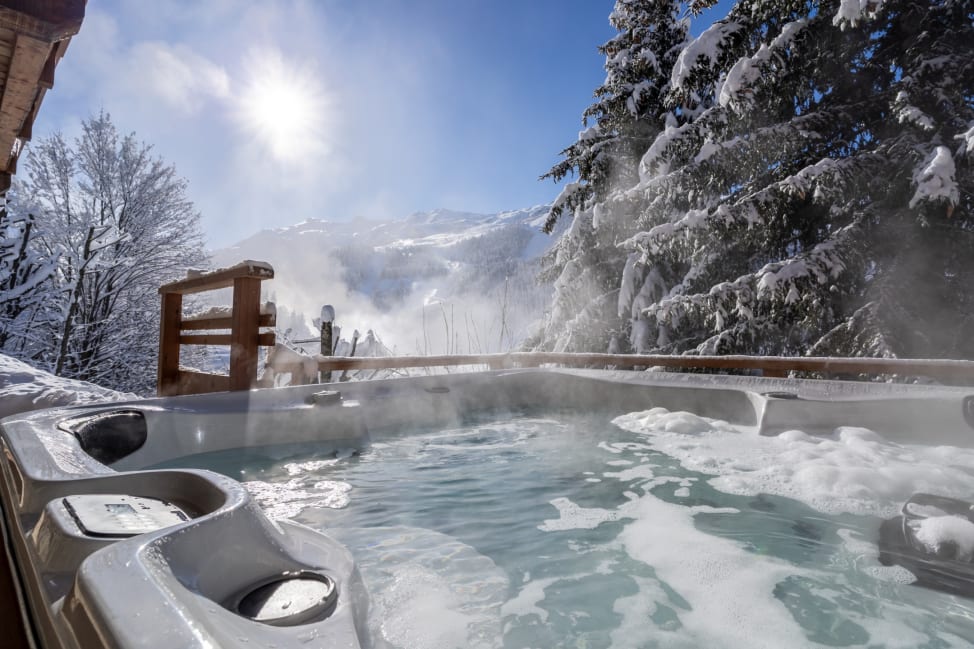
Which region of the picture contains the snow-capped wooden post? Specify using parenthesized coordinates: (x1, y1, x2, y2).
(157, 260, 276, 396)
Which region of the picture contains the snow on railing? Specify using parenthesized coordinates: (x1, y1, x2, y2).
(314, 352, 974, 385)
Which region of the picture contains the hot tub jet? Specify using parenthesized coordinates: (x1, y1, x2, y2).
(878, 493, 974, 597)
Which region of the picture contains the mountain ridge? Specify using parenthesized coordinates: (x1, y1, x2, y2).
(209, 205, 564, 354)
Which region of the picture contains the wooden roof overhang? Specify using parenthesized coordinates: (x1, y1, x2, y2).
(0, 0, 85, 193)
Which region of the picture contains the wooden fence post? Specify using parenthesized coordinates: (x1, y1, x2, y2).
(157, 292, 182, 391)
(320, 305, 335, 356)
(319, 305, 335, 383)
(229, 276, 262, 391)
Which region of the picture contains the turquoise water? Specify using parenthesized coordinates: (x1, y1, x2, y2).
(157, 412, 974, 648)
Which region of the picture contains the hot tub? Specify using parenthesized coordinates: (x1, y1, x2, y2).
(2, 369, 973, 648)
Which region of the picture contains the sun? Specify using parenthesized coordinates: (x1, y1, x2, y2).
(236, 49, 328, 164)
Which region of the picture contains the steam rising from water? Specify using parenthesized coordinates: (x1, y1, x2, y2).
(211, 209, 558, 355)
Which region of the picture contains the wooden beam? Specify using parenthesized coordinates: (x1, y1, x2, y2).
(0, 1, 85, 42)
(0, 33, 50, 174)
(14, 37, 69, 149)
(180, 313, 275, 331)
(38, 42, 58, 89)
(229, 277, 262, 391)
(159, 261, 274, 295)
(15, 100, 31, 140)
(314, 352, 974, 385)
(156, 292, 182, 396)
(179, 333, 275, 347)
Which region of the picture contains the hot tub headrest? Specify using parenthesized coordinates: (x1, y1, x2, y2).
(61, 410, 148, 465)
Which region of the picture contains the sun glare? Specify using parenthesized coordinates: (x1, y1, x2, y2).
(236, 49, 328, 164)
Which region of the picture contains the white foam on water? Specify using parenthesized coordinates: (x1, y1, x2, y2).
(602, 462, 657, 482)
(618, 493, 815, 649)
(499, 577, 558, 624)
(909, 516, 974, 561)
(613, 408, 974, 517)
(610, 576, 680, 646)
(862, 564, 918, 584)
(836, 528, 916, 585)
(377, 564, 489, 649)
(538, 470, 813, 646)
(282, 458, 339, 476)
(600, 410, 974, 647)
(242, 477, 351, 519)
(538, 497, 622, 532)
(282, 448, 355, 476)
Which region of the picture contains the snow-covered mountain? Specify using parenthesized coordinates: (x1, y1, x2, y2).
(210, 206, 563, 354)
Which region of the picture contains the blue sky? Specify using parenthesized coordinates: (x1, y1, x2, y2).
(35, 1, 623, 246)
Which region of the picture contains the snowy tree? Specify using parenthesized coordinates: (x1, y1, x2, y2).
(535, 0, 690, 352)
(544, 0, 974, 360)
(0, 197, 57, 353)
(12, 113, 207, 392)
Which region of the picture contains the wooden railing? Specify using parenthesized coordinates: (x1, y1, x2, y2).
(315, 352, 974, 385)
(157, 261, 276, 396)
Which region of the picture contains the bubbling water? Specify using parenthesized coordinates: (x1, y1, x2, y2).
(612, 407, 974, 518)
(157, 410, 974, 648)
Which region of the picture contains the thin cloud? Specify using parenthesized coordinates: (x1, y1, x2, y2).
(129, 42, 231, 114)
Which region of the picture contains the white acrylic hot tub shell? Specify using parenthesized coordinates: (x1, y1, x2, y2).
(2, 368, 972, 648)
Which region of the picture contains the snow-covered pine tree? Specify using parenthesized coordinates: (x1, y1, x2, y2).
(634, 0, 973, 358)
(16, 112, 207, 393)
(553, 0, 973, 359)
(534, 0, 689, 352)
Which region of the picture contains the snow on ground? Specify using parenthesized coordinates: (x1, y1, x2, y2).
(0, 353, 137, 419)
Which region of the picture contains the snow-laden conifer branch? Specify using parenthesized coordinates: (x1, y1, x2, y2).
(671, 19, 742, 91)
(717, 18, 808, 113)
(832, 0, 887, 29)
(909, 145, 959, 209)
